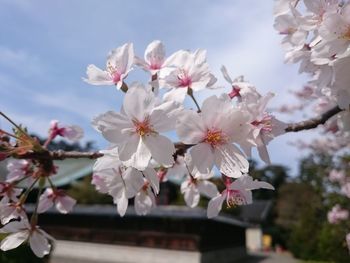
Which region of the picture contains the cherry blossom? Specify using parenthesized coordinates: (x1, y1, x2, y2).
(6, 159, 31, 182)
(92, 83, 178, 170)
(220, 66, 261, 103)
(207, 174, 274, 218)
(134, 40, 166, 75)
(134, 179, 156, 216)
(327, 204, 349, 224)
(0, 182, 22, 203)
(92, 148, 159, 216)
(0, 219, 53, 258)
(240, 93, 287, 164)
(176, 95, 251, 177)
(180, 155, 218, 208)
(37, 188, 76, 214)
(84, 43, 134, 89)
(0, 202, 26, 225)
(49, 120, 84, 142)
(329, 169, 346, 183)
(159, 49, 216, 102)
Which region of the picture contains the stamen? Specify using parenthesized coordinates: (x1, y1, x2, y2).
(204, 129, 227, 147)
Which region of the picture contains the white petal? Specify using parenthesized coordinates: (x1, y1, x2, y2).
(92, 111, 132, 144)
(182, 183, 200, 208)
(84, 65, 113, 85)
(119, 134, 144, 168)
(143, 167, 160, 194)
(257, 141, 271, 165)
(123, 84, 155, 121)
(29, 230, 51, 258)
(55, 195, 76, 214)
(220, 65, 233, 84)
(215, 144, 248, 178)
(116, 191, 128, 217)
(135, 191, 153, 215)
(108, 43, 134, 75)
(144, 40, 165, 67)
(0, 220, 28, 234)
(150, 100, 180, 132)
(190, 143, 215, 174)
(143, 134, 175, 168)
(123, 168, 144, 198)
(207, 193, 226, 218)
(0, 230, 29, 251)
(163, 88, 188, 103)
(197, 181, 219, 198)
(37, 193, 54, 214)
(176, 110, 206, 144)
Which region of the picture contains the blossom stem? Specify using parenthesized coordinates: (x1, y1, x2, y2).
(0, 129, 21, 140)
(30, 177, 45, 226)
(0, 112, 29, 137)
(19, 177, 39, 205)
(187, 89, 201, 113)
(47, 177, 57, 191)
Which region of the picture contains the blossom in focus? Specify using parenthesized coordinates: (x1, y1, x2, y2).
(176, 95, 251, 177)
(84, 43, 134, 89)
(313, 3, 350, 62)
(159, 49, 216, 103)
(134, 40, 167, 75)
(0, 219, 53, 258)
(37, 188, 76, 214)
(207, 174, 274, 218)
(220, 66, 261, 103)
(92, 83, 179, 170)
(49, 120, 84, 142)
(240, 92, 287, 164)
(327, 204, 349, 224)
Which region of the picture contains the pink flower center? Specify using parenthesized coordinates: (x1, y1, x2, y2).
(251, 114, 273, 132)
(150, 62, 161, 70)
(204, 129, 227, 147)
(226, 189, 246, 207)
(133, 117, 153, 136)
(112, 71, 121, 83)
(177, 70, 192, 87)
(228, 86, 241, 99)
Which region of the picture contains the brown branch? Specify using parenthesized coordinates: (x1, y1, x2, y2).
(285, 106, 342, 132)
(14, 106, 344, 160)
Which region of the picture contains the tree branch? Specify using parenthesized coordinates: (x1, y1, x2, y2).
(285, 106, 342, 132)
(15, 106, 343, 160)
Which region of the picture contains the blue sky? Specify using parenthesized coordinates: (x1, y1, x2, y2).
(0, 0, 317, 175)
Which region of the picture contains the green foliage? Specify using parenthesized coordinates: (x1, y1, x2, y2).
(275, 153, 350, 262)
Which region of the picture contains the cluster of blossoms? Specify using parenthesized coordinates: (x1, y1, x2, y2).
(274, 0, 350, 144)
(0, 120, 82, 257)
(86, 40, 278, 218)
